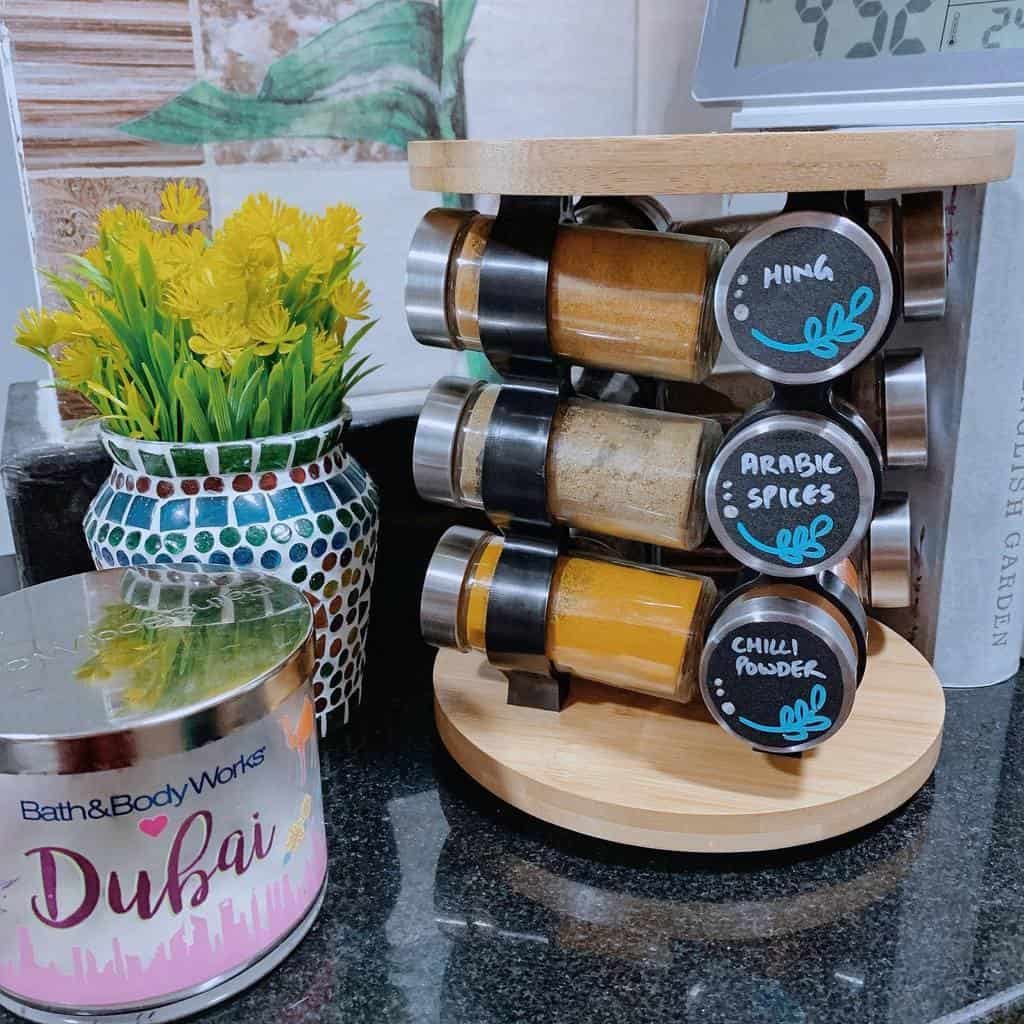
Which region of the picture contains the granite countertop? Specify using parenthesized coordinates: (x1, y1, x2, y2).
(9, 661, 1020, 1024)
(4, 382, 1024, 1024)
(195, 665, 1024, 1024)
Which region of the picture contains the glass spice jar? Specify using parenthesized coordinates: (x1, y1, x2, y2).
(414, 377, 723, 550)
(421, 527, 717, 703)
(405, 209, 728, 382)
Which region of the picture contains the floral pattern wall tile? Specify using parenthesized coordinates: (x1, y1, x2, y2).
(123, 0, 476, 167)
(3, 0, 203, 170)
(198, 0, 398, 164)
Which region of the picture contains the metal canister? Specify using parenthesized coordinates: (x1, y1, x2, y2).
(0, 565, 324, 1024)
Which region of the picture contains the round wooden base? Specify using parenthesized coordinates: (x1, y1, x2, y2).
(434, 622, 944, 853)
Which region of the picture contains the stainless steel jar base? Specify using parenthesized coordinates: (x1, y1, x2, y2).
(0, 881, 326, 1024)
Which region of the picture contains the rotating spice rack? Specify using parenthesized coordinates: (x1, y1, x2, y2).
(406, 129, 1013, 852)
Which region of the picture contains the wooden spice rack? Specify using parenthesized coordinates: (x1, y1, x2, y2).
(410, 128, 1014, 852)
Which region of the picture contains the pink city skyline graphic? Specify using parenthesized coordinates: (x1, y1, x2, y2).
(0, 836, 326, 1009)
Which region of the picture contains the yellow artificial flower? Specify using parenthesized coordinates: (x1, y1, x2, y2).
(52, 340, 98, 387)
(209, 225, 279, 283)
(312, 329, 340, 374)
(158, 180, 208, 228)
(14, 307, 62, 355)
(150, 229, 208, 279)
(225, 192, 301, 243)
(188, 313, 249, 370)
(281, 214, 334, 278)
(248, 303, 305, 357)
(331, 278, 371, 320)
(98, 207, 154, 251)
(322, 202, 361, 249)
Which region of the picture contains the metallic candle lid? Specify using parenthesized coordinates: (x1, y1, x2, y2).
(413, 376, 482, 506)
(405, 207, 473, 348)
(421, 525, 488, 649)
(700, 590, 859, 754)
(0, 565, 314, 775)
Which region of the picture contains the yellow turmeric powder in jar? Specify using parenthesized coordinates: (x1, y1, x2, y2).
(546, 555, 714, 702)
(440, 529, 715, 703)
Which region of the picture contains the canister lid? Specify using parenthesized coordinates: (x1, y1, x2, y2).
(414, 376, 482, 506)
(421, 526, 489, 650)
(0, 565, 314, 775)
(705, 410, 878, 578)
(713, 210, 895, 385)
(700, 591, 858, 753)
(405, 207, 473, 348)
(865, 492, 913, 609)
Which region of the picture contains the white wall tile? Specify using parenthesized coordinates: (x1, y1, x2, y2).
(464, 0, 637, 139)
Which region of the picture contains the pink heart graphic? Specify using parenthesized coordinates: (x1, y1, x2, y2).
(138, 815, 168, 838)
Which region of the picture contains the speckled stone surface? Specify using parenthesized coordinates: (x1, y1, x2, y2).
(5, 654, 1021, 1024)
(4, 382, 1024, 1024)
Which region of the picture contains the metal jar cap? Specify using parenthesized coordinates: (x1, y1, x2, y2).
(882, 349, 928, 468)
(849, 350, 928, 469)
(0, 565, 314, 775)
(713, 210, 895, 385)
(705, 410, 878, 578)
(405, 207, 473, 348)
(699, 592, 858, 753)
(865, 492, 912, 609)
(421, 526, 490, 650)
(414, 376, 482, 506)
(901, 191, 947, 321)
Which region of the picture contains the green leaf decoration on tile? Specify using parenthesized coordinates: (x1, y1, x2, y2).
(119, 0, 478, 152)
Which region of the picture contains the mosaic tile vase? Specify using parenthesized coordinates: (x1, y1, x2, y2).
(84, 411, 379, 730)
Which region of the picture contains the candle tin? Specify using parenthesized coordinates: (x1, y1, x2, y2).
(0, 564, 325, 1024)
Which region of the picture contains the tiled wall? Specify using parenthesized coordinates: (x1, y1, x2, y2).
(0, 0, 720, 549)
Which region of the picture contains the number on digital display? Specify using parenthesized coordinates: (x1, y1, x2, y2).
(847, 0, 889, 58)
(982, 4, 1024, 48)
(889, 0, 932, 55)
(795, 0, 834, 56)
(847, 0, 933, 58)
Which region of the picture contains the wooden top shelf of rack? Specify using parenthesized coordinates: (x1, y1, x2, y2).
(408, 128, 1016, 196)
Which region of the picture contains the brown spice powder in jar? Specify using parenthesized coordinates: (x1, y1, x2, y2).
(546, 398, 722, 550)
(454, 391, 721, 550)
(438, 214, 726, 382)
(455, 382, 499, 509)
(450, 214, 494, 345)
(547, 226, 726, 381)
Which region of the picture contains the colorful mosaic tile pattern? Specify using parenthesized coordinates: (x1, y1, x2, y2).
(84, 417, 378, 729)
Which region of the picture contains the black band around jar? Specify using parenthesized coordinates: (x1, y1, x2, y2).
(484, 533, 560, 676)
(480, 381, 560, 529)
(478, 194, 565, 379)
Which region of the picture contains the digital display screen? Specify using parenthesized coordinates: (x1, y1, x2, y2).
(737, 1, 1024, 66)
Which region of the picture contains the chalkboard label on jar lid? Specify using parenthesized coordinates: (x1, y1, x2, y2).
(705, 412, 876, 577)
(700, 596, 857, 753)
(714, 211, 894, 385)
